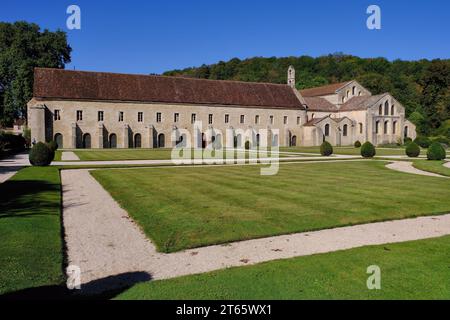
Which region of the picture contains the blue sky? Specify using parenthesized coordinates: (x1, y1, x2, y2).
(1, 0, 449, 74)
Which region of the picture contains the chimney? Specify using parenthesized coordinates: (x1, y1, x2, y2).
(287, 65, 295, 88)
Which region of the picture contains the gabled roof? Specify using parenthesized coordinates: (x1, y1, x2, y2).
(33, 68, 305, 109)
(299, 81, 352, 97)
(340, 93, 388, 111)
(304, 115, 353, 127)
(304, 97, 338, 112)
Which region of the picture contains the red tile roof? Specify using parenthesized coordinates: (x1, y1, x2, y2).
(300, 81, 352, 97)
(304, 97, 338, 112)
(33, 68, 305, 109)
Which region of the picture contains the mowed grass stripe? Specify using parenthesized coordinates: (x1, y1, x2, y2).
(91, 161, 450, 252)
(117, 236, 450, 300)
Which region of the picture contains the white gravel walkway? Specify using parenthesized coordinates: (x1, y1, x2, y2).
(61, 169, 450, 294)
(444, 161, 450, 169)
(61, 151, 80, 161)
(386, 161, 449, 178)
(0, 153, 29, 183)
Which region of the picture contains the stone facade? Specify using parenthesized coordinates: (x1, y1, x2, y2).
(28, 67, 416, 149)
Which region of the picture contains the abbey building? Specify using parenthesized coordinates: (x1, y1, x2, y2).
(28, 67, 416, 149)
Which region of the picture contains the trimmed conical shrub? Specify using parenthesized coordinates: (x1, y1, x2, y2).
(405, 142, 420, 158)
(427, 142, 446, 160)
(361, 142, 376, 158)
(29, 142, 54, 166)
(320, 141, 333, 156)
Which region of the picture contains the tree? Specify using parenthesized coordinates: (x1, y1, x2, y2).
(420, 60, 450, 130)
(0, 21, 72, 126)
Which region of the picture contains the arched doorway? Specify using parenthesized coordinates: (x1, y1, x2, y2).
(54, 133, 63, 149)
(158, 133, 165, 148)
(134, 134, 142, 148)
(404, 126, 409, 139)
(82, 133, 91, 149)
(201, 133, 207, 149)
(235, 134, 242, 148)
(109, 134, 117, 148)
(256, 134, 260, 147)
(291, 135, 297, 147)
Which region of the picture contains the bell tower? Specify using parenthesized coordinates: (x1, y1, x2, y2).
(287, 65, 295, 88)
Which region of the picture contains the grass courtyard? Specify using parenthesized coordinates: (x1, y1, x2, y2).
(0, 167, 64, 296)
(280, 146, 413, 156)
(91, 161, 450, 253)
(117, 235, 450, 300)
(71, 148, 303, 161)
(413, 160, 450, 177)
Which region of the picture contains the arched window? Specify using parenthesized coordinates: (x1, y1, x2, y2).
(134, 134, 142, 148)
(359, 123, 363, 134)
(346, 90, 350, 98)
(391, 105, 395, 115)
(324, 124, 330, 137)
(82, 133, 91, 149)
(272, 134, 279, 147)
(109, 134, 117, 148)
(379, 105, 382, 115)
(158, 133, 165, 148)
(384, 121, 388, 134)
(393, 121, 397, 134)
(404, 126, 409, 138)
(236, 134, 242, 148)
(54, 133, 63, 149)
(384, 101, 389, 115)
(352, 86, 356, 95)
(343, 124, 348, 137)
(291, 135, 297, 147)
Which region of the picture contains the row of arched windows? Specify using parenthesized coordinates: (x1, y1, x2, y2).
(378, 101, 395, 116)
(375, 121, 398, 134)
(54, 133, 146, 149)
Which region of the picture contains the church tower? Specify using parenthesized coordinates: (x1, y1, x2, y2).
(287, 65, 295, 88)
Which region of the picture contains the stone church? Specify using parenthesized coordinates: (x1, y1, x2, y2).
(28, 67, 416, 149)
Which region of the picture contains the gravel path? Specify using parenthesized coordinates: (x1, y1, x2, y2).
(0, 153, 29, 183)
(61, 169, 450, 294)
(386, 161, 448, 178)
(61, 151, 80, 161)
(444, 161, 450, 169)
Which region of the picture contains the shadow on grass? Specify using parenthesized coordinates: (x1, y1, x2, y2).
(0, 180, 61, 219)
(0, 271, 153, 300)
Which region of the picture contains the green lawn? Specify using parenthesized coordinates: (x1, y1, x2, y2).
(413, 160, 450, 177)
(91, 161, 450, 253)
(280, 146, 412, 156)
(116, 235, 450, 300)
(72, 148, 298, 161)
(0, 167, 64, 296)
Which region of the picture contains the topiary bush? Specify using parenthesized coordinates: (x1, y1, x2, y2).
(427, 142, 446, 160)
(405, 142, 420, 158)
(414, 136, 431, 149)
(361, 142, 376, 158)
(354, 140, 361, 148)
(320, 141, 333, 156)
(244, 140, 251, 150)
(47, 140, 58, 152)
(29, 142, 54, 166)
(403, 137, 412, 145)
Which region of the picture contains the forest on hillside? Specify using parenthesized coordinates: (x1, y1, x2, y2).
(164, 54, 450, 137)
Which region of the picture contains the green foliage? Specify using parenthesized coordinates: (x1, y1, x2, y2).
(427, 142, 447, 160)
(354, 140, 361, 148)
(403, 137, 412, 144)
(414, 136, 432, 148)
(0, 132, 26, 152)
(244, 140, 251, 150)
(405, 142, 421, 158)
(0, 22, 71, 126)
(47, 140, 58, 152)
(361, 142, 376, 158)
(163, 54, 450, 135)
(320, 141, 333, 156)
(29, 142, 54, 166)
